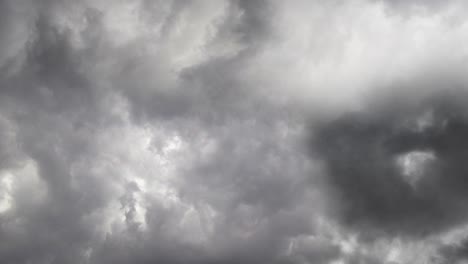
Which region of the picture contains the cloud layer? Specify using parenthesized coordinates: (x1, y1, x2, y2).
(2, 0, 468, 264)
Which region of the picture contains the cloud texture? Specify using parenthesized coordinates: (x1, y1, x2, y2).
(2, 0, 468, 263)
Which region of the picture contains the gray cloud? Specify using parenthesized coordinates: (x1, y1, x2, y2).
(309, 89, 468, 237)
(1, 0, 468, 264)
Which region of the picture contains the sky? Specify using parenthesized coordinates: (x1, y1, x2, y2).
(2, 0, 468, 263)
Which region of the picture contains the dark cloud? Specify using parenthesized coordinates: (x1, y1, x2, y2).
(310, 89, 468, 238)
(2, 0, 468, 263)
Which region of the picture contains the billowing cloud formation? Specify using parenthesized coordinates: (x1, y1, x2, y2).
(2, 0, 468, 264)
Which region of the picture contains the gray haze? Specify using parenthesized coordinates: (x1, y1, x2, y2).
(2, 0, 468, 263)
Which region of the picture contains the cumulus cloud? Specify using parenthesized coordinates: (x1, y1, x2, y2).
(2, 0, 468, 264)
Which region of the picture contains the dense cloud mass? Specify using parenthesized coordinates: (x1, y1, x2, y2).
(2, 0, 468, 264)
(310, 91, 468, 236)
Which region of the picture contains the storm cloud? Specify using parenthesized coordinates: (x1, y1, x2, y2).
(310, 90, 468, 237)
(2, 0, 468, 264)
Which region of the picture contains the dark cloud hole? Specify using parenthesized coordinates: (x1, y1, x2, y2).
(309, 90, 468, 237)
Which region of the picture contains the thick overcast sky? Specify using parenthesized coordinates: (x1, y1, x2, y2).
(2, 0, 468, 264)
